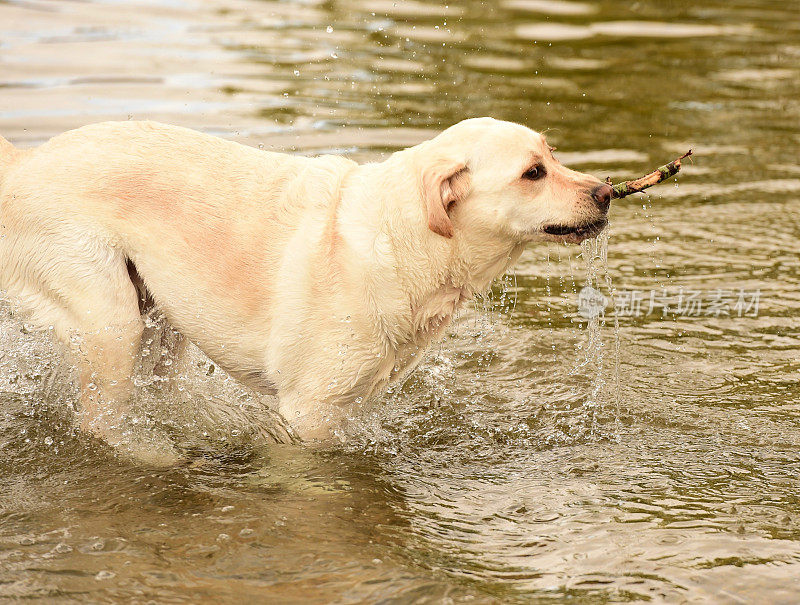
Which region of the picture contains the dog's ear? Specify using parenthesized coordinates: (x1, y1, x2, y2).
(421, 158, 470, 239)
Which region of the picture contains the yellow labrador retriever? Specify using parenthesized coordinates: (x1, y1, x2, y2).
(0, 118, 611, 446)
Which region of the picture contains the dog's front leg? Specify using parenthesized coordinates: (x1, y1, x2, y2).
(277, 392, 348, 441)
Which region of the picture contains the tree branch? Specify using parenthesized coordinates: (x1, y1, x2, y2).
(607, 150, 693, 199)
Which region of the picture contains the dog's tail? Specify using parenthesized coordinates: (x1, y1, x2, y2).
(0, 135, 19, 176)
(0, 135, 19, 169)
(0, 135, 20, 193)
(0, 136, 16, 279)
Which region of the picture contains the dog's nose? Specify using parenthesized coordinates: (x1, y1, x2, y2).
(591, 183, 613, 213)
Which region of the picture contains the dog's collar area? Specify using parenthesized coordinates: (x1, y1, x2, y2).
(542, 217, 607, 237)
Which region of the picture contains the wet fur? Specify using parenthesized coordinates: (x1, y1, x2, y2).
(0, 118, 607, 444)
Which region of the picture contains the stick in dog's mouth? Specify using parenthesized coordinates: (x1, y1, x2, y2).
(608, 150, 693, 200)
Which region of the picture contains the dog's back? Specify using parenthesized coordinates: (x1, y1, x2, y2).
(0, 121, 354, 367)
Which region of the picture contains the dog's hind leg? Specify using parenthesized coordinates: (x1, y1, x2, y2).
(71, 313, 143, 446)
(1, 227, 144, 445)
(50, 251, 144, 447)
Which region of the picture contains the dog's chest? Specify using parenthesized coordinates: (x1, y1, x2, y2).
(368, 286, 466, 394)
(411, 285, 470, 338)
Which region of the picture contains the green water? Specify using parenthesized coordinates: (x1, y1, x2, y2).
(1, 0, 799, 602)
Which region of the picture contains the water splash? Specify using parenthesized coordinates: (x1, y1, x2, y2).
(0, 296, 293, 463)
(576, 228, 621, 437)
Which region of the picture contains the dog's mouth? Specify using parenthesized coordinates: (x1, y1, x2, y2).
(541, 217, 608, 242)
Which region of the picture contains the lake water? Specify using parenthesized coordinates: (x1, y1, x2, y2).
(1, 0, 799, 602)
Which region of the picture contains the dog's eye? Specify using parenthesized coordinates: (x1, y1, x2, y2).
(522, 165, 546, 181)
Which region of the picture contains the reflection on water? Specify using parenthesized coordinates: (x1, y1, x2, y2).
(1, 0, 800, 601)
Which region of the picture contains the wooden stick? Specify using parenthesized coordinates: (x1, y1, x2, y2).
(607, 150, 693, 199)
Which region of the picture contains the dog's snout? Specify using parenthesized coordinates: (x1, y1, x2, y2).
(591, 183, 613, 213)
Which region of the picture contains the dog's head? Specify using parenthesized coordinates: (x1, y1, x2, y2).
(412, 117, 611, 244)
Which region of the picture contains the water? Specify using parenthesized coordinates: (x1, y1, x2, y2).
(2, 0, 800, 601)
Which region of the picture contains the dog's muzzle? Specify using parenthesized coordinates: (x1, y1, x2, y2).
(542, 217, 608, 240)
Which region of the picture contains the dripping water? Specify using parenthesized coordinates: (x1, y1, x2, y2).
(576, 228, 622, 438)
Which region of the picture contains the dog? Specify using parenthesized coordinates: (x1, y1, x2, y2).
(0, 118, 611, 449)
